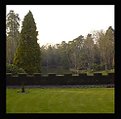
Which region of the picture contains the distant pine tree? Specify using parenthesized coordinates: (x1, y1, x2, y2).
(13, 11, 41, 74)
(6, 10, 20, 64)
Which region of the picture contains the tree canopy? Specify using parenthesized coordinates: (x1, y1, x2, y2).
(41, 26, 114, 73)
(13, 11, 41, 74)
(6, 10, 20, 64)
(6, 10, 114, 74)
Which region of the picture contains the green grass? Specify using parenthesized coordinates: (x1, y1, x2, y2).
(6, 88, 114, 113)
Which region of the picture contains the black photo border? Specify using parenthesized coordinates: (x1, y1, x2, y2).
(0, 0, 120, 119)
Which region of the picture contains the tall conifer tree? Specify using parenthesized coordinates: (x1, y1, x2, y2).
(13, 11, 41, 73)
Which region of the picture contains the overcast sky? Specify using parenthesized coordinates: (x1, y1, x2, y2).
(6, 5, 114, 46)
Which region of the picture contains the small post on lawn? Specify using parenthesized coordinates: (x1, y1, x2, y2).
(19, 73, 27, 93)
(21, 83, 25, 93)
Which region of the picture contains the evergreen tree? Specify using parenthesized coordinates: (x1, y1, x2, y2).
(13, 11, 41, 74)
(6, 10, 20, 64)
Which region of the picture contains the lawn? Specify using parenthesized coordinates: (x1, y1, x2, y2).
(6, 87, 114, 113)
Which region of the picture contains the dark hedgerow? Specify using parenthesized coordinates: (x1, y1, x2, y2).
(6, 73, 114, 86)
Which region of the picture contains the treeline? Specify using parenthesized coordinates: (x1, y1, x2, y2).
(6, 10, 114, 74)
(41, 26, 114, 72)
(6, 10, 41, 74)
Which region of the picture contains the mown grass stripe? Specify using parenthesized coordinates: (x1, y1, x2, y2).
(6, 88, 114, 113)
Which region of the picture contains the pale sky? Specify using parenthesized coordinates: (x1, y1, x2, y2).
(6, 5, 114, 46)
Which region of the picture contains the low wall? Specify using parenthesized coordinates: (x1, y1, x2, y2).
(6, 73, 114, 86)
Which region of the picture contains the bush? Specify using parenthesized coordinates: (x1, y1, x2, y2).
(6, 64, 26, 75)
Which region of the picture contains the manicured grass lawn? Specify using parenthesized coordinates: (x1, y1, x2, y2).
(6, 88, 114, 113)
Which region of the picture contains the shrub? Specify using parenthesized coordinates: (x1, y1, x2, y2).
(17, 68, 26, 73)
(6, 63, 26, 75)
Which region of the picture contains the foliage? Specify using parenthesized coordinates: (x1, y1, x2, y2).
(6, 10, 20, 64)
(6, 63, 26, 75)
(41, 26, 114, 73)
(7, 72, 114, 85)
(13, 11, 41, 74)
(6, 10, 114, 73)
(96, 26, 114, 70)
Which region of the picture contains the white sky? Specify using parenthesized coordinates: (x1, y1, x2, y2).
(6, 5, 114, 46)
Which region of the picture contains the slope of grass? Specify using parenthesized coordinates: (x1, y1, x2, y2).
(6, 88, 114, 113)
